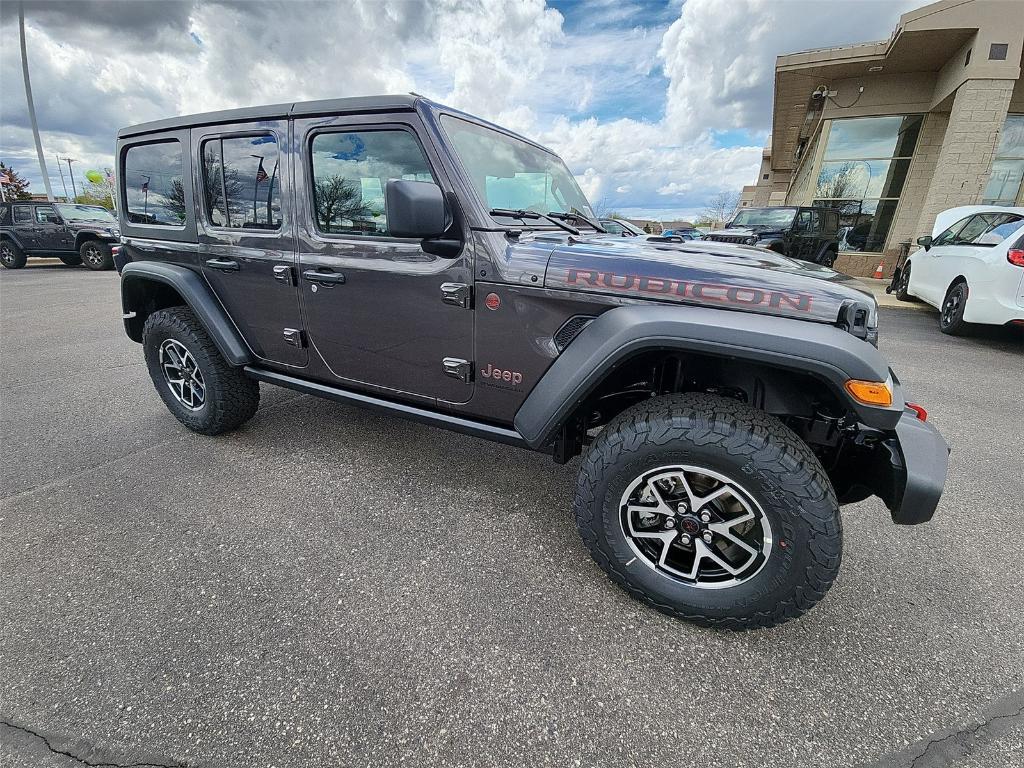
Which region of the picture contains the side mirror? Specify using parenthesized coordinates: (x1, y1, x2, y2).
(385, 179, 448, 239)
(916, 235, 932, 251)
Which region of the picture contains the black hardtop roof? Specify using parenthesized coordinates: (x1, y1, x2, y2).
(118, 93, 422, 139)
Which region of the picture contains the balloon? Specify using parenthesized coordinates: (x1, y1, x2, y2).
(85, 170, 104, 184)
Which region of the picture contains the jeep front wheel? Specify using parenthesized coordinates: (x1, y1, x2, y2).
(80, 240, 113, 270)
(575, 393, 841, 630)
(0, 240, 27, 269)
(142, 306, 260, 435)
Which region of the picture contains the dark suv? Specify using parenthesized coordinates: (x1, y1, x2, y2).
(115, 95, 948, 629)
(0, 201, 120, 270)
(704, 206, 840, 266)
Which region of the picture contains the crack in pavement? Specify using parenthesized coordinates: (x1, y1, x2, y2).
(0, 720, 186, 768)
(866, 690, 1024, 767)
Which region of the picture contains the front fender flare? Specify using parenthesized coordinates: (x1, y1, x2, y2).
(120, 262, 252, 366)
(513, 304, 903, 448)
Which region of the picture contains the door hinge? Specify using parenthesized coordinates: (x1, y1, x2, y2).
(442, 357, 473, 383)
(440, 282, 472, 309)
(273, 264, 294, 286)
(283, 328, 306, 348)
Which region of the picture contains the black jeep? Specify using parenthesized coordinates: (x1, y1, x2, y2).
(704, 206, 840, 266)
(115, 95, 948, 629)
(0, 201, 120, 270)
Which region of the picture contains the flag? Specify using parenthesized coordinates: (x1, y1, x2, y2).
(255, 158, 268, 184)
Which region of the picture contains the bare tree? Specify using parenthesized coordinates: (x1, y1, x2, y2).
(313, 175, 370, 232)
(815, 162, 859, 200)
(700, 190, 741, 228)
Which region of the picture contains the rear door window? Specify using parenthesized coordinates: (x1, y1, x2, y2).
(123, 141, 185, 227)
(201, 134, 281, 230)
(13, 206, 32, 223)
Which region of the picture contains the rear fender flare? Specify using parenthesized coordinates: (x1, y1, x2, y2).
(1, 231, 26, 250)
(513, 304, 903, 448)
(120, 261, 252, 366)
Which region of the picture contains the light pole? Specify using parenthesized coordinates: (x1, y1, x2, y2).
(65, 157, 78, 201)
(250, 154, 263, 225)
(19, 2, 53, 201)
(55, 155, 69, 200)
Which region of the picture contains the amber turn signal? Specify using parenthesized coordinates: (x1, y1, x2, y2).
(844, 379, 893, 407)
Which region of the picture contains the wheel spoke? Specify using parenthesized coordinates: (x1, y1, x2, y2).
(708, 525, 759, 558)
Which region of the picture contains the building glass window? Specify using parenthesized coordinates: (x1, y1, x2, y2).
(812, 115, 922, 252)
(982, 115, 1024, 205)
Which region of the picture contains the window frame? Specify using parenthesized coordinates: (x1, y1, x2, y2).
(34, 205, 57, 224)
(13, 205, 33, 224)
(304, 123, 440, 242)
(116, 129, 196, 243)
(198, 130, 284, 233)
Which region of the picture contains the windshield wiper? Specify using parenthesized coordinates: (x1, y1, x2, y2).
(489, 208, 579, 236)
(548, 209, 606, 233)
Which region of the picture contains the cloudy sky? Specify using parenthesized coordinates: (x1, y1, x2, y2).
(0, 0, 917, 221)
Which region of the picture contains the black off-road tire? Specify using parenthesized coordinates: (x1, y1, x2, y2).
(0, 239, 27, 269)
(894, 264, 913, 301)
(59, 254, 83, 266)
(574, 393, 842, 630)
(939, 281, 970, 336)
(80, 240, 114, 270)
(142, 306, 260, 435)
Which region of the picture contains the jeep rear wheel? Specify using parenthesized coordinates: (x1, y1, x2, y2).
(80, 240, 113, 270)
(575, 393, 842, 630)
(0, 240, 26, 269)
(142, 306, 260, 435)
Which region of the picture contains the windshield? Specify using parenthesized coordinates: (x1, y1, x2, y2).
(441, 116, 595, 220)
(730, 208, 796, 228)
(56, 204, 116, 223)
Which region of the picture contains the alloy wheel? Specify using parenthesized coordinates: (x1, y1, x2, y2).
(941, 287, 962, 326)
(159, 339, 206, 410)
(83, 244, 103, 267)
(0, 243, 14, 266)
(619, 465, 773, 589)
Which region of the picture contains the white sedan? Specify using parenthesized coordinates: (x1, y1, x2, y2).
(895, 205, 1024, 334)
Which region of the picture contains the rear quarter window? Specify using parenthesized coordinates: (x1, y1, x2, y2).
(123, 141, 185, 227)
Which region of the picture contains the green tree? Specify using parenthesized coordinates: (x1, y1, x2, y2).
(0, 162, 32, 199)
(75, 179, 114, 209)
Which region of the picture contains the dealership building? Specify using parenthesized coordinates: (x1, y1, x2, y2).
(741, 0, 1024, 276)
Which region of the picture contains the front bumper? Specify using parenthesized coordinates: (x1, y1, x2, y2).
(872, 409, 950, 524)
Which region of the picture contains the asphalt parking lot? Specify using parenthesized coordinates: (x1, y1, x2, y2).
(1, 264, 1022, 768)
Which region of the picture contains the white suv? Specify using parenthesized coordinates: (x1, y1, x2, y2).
(896, 205, 1024, 334)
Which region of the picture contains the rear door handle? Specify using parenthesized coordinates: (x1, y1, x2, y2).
(302, 268, 346, 285)
(206, 258, 239, 272)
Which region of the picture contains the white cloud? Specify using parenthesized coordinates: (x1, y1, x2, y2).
(0, 0, 914, 218)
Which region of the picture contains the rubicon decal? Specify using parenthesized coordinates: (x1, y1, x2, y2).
(566, 269, 814, 312)
(480, 363, 523, 386)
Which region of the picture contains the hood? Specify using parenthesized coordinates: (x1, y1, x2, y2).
(67, 219, 119, 234)
(520, 232, 875, 327)
(705, 226, 783, 239)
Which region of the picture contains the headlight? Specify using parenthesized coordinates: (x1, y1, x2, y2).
(746, 236, 757, 245)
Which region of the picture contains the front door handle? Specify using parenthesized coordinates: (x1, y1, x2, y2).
(302, 268, 346, 285)
(206, 258, 239, 272)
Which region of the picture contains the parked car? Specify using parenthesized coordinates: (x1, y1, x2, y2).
(599, 218, 645, 236)
(894, 205, 1024, 334)
(115, 94, 947, 629)
(662, 227, 703, 240)
(0, 202, 120, 270)
(704, 206, 840, 266)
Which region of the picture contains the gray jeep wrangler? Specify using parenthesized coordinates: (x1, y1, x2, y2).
(1, 201, 120, 270)
(115, 95, 948, 629)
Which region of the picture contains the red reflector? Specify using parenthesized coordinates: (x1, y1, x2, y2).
(1008, 249, 1024, 267)
(907, 402, 928, 421)
(484, 292, 501, 310)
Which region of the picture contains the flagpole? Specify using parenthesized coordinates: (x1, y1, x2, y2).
(19, 2, 54, 201)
